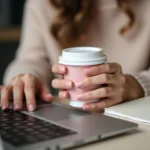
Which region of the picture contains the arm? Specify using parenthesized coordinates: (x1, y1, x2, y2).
(3, 0, 52, 87)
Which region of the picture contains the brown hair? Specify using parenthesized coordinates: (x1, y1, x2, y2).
(50, 0, 135, 48)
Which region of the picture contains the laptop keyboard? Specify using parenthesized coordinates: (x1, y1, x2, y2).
(0, 109, 77, 147)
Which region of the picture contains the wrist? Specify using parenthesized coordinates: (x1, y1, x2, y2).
(123, 75, 144, 101)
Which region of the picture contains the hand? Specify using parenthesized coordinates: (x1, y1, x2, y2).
(75, 63, 127, 111)
(52, 64, 73, 99)
(0, 73, 53, 111)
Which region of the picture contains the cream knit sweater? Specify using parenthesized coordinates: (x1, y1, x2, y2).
(4, 0, 150, 96)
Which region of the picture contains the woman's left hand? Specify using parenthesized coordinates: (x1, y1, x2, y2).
(75, 63, 126, 111)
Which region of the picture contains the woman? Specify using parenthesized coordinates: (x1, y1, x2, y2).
(0, 0, 149, 112)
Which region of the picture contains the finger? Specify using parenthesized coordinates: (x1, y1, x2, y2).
(83, 97, 122, 111)
(85, 63, 122, 76)
(23, 74, 37, 111)
(83, 101, 104, 112)
(58, 90, 69, 99)
(52, 79, 73, 89)
(12, 79, 24, 111)
(52, 64, 67, 74)
(76, 74, 116, 88)
(0, 85, 12, 110)
(76, 87, 115, 101)
(40, 84, 53, 102)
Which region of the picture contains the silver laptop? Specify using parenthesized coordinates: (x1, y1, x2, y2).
(0, 99, 138, 150)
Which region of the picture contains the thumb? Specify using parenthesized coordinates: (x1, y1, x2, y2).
(40, 84, 53, 102)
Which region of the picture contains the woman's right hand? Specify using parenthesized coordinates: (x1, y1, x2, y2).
(0, 73, 53, 111)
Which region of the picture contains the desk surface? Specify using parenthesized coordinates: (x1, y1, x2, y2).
(55, 98, 150, 150)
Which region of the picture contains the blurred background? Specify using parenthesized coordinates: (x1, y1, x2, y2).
(0, 0, 25, 84)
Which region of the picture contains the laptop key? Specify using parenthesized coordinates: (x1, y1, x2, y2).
(0, 109, 77, 147)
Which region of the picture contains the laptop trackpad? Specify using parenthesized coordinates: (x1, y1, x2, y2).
(25, 103, 90, 122)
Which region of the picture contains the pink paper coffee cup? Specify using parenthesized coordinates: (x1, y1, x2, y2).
(59, 47, 107, 108)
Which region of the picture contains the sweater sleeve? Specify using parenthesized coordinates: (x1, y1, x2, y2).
(3, 0, 52, 87)
(131, 70, 150, 96)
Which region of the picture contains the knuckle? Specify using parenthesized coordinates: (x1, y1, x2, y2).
(24, 84, 34, 91)
(91, 104, 97, 110)
(116, 63, 121, 70)
(12, 77, 22, 85)
(86, 77, 92, 85)
(103, 100, 109, 107)
(101, 88, 109, 96)
(97, 103, 103, 109)
(105, 64, 111, 72)
(86, 92, 93, 98)
(13, 76, 21, 81)
(102, 74, 109, 83)
(13, 82, 23, 89)
(120, 76, 126, 84)
(11, 75, 21, 82)
(24, 73, 33, 80)
(1, 86, 9, 92)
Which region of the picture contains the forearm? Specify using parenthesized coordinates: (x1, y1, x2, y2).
(123, 75, 144, 101)
(3, 60, 52, 87)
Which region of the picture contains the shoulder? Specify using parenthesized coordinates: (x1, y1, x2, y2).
(25, 0, 57, 21)
(25, 0, 51, 9)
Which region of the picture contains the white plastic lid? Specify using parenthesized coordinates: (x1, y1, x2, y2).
(59, 47, 107, 66)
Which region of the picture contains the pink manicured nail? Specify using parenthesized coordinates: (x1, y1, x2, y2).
(60, 66, 65, 72)
(83, 105, 90, 110)
(85, 69, 91, 75)
(47, 94, 53, 98)
(63, 92, 68, 98)
(2, 104, 9, 110)
(42, 93, 53, 102)
(28, 104, 35, 112)
(76, 94, 84, 100)
(65, 81, 72, 88)
(15, 103, 21, 110)
(75, 82, 83, 88)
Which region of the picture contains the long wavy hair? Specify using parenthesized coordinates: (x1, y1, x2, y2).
(50, 0, 135, 48)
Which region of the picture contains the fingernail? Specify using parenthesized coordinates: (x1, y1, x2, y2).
(47, 94, 52, 98)
(2, 104, 9, 110)
(47, 94, 53, 101)
(83, 105, 90, 110)
(65, 81, 72, 88)
(75, 82, 83, 88)
(60, 66, 65, 72)
(15, 103, 21, 110)
(76, 94, 84, 100)
(85, 69, 91, 75)
(63, 92, 68, 99)
(28, 104, 35, 112)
